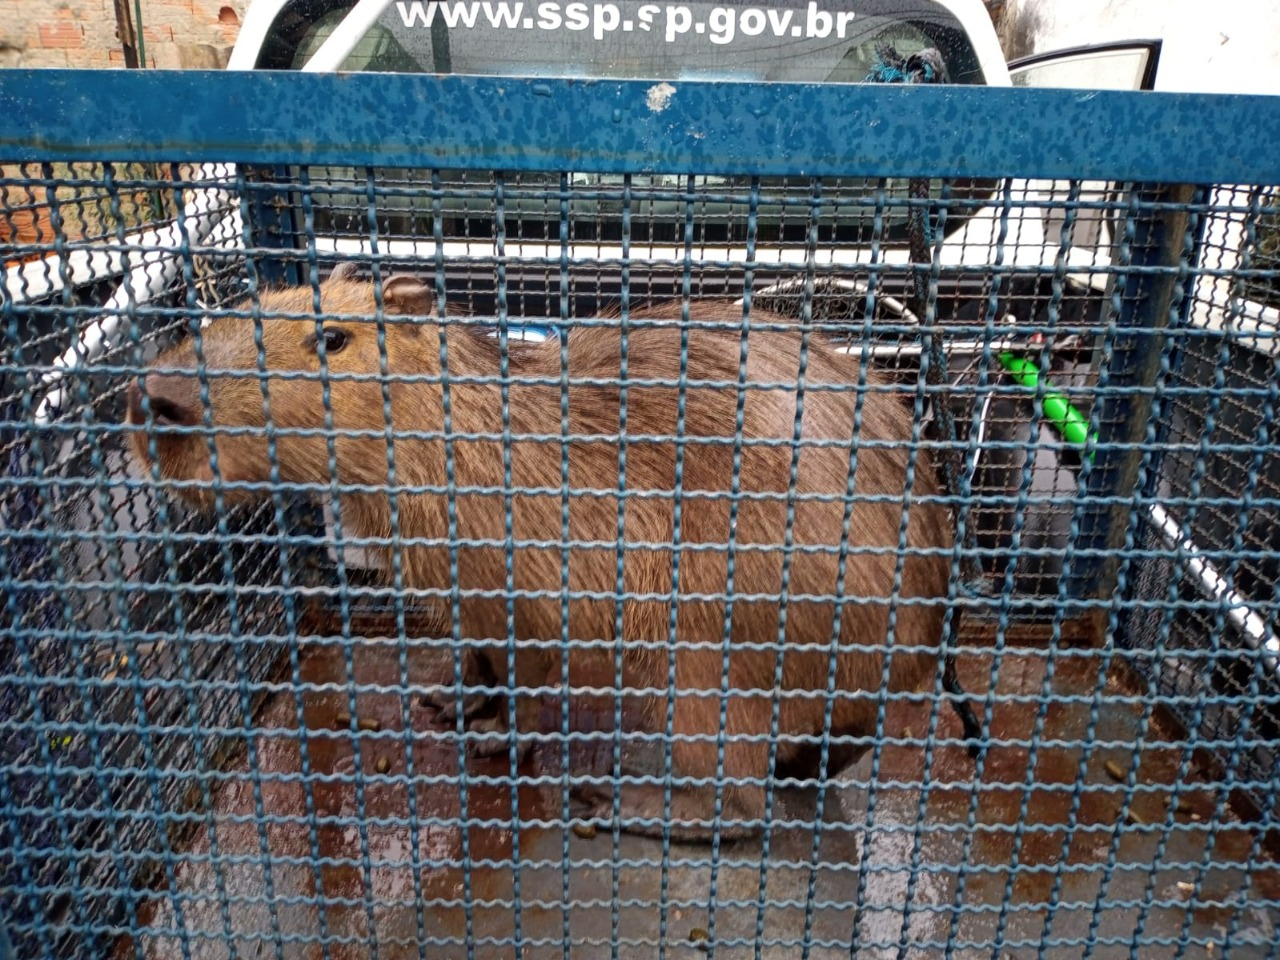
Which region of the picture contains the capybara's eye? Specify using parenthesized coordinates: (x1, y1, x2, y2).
(320, 327, 348, 355)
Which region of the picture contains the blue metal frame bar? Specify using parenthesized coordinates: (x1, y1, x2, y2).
(1068, 183, 1203, 598)
(1, 70, 1279, 183)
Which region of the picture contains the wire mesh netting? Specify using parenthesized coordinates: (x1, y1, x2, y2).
(3, 77, 1280, 960)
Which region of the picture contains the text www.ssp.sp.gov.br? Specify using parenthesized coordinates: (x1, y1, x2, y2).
(395, 0, 858, 43)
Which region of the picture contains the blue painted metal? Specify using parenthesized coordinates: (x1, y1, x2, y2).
(1, 68, 1280, 960)
(1066, 183, 1205, 599)
(245, 164, 306, 287)
(0, 70, 1273, 183)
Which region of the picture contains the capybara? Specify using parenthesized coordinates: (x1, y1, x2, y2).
(126, 266, 954, 841)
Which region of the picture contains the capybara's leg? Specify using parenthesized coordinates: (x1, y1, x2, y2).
(466, 710, 533, 763)
(608, 691, 769, 841)
(773, 738, 867, 784)
(465, 645, 551, 761)
(418, 646, 495, 723)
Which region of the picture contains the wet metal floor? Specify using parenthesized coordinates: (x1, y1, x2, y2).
(115, 628, 1280, 960)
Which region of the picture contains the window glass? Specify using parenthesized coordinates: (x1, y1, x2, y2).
(292, 0, 984, 85)
(1011, 48, 1153, 91)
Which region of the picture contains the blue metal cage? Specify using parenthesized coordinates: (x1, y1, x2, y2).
(2, 70, 1280, 959)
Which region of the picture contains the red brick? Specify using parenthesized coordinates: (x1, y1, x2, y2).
(37, 21, 83, 49)
(76, 49, 112, 67)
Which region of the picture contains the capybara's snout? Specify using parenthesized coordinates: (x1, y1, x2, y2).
(126, 371, 203, 428)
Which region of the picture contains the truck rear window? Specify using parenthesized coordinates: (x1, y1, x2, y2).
(254, 0, 992, 253)
(288, 0, 985, 85)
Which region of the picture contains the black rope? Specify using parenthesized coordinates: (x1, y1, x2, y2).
(868, 45, 982, 757)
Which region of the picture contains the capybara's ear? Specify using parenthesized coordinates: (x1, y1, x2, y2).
(327, 260, 361, 283)
(382, 275, 434, 317)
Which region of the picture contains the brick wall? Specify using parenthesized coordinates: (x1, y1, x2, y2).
(0, 0, 248, 69)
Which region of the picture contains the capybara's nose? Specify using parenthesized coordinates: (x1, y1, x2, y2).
(129, 374, 200, 427)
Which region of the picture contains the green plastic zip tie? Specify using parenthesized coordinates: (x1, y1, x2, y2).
(998, 352, 1096, 458)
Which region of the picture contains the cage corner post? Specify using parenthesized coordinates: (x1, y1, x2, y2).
(244, 163, 305, 287)
(1068, 181, 1204, 608)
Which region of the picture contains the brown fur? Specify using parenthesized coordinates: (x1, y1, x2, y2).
(126, 275, 954, 840)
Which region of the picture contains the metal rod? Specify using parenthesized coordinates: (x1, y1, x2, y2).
(1148, 502, 1280, 679)
(835, 338, 1021, 359)
(133, 0, 146, 67)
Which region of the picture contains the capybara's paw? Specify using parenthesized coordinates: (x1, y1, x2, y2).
(570, 782, 613, 824)
(420, 686, 493, 723)
(614, 785, 761, 842)
(465, 714, 531, 763)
